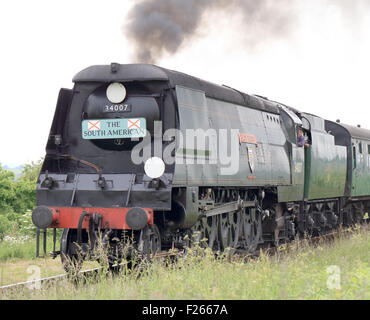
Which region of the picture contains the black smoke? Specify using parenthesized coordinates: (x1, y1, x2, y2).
(123, 0, 369, 64)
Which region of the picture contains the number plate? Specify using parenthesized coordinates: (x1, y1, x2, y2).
(82, 118, 146, 139)
(103, 104, 131, 113)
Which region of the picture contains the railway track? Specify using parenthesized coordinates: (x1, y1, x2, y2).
(0, 251, 181, 297)
(0, 266, 104, 297)
(1, 223, 368, 297)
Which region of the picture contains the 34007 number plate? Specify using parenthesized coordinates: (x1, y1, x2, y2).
(81, 118, 146, 139)
(103, 104, 131, 113)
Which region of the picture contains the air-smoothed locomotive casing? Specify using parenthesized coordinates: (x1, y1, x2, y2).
(173, 85, 293, 188)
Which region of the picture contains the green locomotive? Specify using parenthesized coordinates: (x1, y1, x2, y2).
(32, 64, 369, 268)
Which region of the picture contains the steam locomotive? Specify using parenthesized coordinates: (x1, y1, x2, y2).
(32, 63, 370, 269)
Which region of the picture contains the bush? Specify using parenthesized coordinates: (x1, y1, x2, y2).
(12, 181, 37, 214)
(0, 166, 16, 212)
(0, 214, 14, 240)
(0, 160, 42, 237)
(17, 210, 37, 236)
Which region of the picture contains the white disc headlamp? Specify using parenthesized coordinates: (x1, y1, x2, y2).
(106, 82, 126, 103)
(144, 157, 165, 179)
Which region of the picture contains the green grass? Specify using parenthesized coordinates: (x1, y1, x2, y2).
(3, 227, 369, 300)
(0, 234, 60, 262)
(0, 240, 35, 261)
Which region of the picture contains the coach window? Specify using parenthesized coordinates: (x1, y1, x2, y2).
(368, 144, 370, 155)
(359, 142, 363, 154)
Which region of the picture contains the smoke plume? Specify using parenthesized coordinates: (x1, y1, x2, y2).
(123, 0, 368, 64)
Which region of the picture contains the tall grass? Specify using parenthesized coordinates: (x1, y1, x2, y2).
(4, 227, 369, 300)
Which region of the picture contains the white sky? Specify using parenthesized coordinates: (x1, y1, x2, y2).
(0, 0, 369, 167)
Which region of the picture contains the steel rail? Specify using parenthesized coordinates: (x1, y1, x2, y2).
(0, 266, 103, 296)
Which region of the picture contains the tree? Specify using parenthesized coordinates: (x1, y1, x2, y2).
(0, 164, 17, 238)
(0, 163, 16, 213)
(17, 159, 43, 184)
(13, 159, 43, 213)
(0, 214, 13, 240)
(0, 159, 44, 238)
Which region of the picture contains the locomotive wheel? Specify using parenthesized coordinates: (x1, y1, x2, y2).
(218, 211, 240, 250)
(191, 216, 217, 249)
(61, 252, 83, 276)
(243, 208, 262, 253)
(101, 229, 123, 271)
(60, 229, 84, 275)
(138, 224, 161, 259)
(353, 203, 365, 225)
